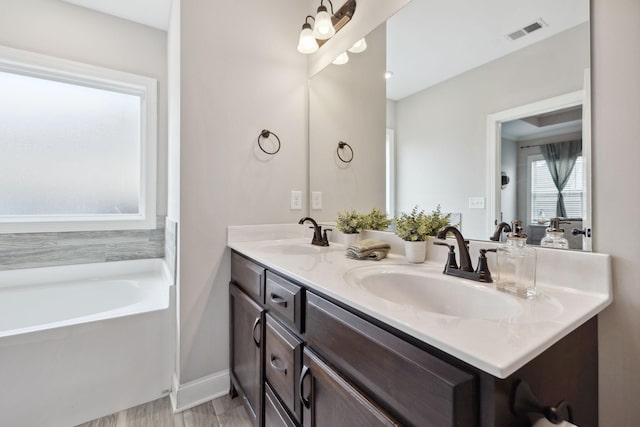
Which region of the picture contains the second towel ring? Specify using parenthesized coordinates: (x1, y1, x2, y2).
(258, 129, 281, 155)
(337, 141, 354, 163)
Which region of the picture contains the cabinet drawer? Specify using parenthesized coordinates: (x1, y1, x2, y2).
(231, 252, 265, 303)
(265, 271, 304, 332)
(265, 314, 302, 422)
(265, 382, 297, 427)
(305, 292, 477, 427)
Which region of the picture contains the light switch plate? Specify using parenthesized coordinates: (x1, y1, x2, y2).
(312, 191, 322, 210)
(469, 197, 485, 209)
(290, 190, 302, 210)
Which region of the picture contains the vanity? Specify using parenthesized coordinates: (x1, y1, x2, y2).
(227, 227, 611, 427)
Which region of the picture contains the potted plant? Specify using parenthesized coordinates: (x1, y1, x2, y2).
(395, 205, 452, 263)
(336, 209, 366, 245)
(363, 208, 392, 231)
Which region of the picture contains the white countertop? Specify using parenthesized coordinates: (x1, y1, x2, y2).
(227, 225, 612, 378)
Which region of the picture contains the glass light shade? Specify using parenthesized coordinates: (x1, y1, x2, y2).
(332, 51, 349, 65)
(297, 26, 319, 54)
(384, 71, 394, 79)
(348, 38, 367, 53)
(313, 7, 335, 40)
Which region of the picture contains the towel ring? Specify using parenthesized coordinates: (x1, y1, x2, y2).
(337, 141, 354, 163)
(258, 129, 281, 155)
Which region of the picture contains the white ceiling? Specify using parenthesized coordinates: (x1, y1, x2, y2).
(60, 0, 172, 31)
(387, 0, 589, 100)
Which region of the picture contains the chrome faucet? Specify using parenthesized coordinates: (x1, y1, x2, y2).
(298, 217, 331, 246)
(435, 226, 495, 283)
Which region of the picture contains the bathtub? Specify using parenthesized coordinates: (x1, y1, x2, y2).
(0, 259, 175, 427)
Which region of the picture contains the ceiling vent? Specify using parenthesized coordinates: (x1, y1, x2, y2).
(506, 19, 548, 41)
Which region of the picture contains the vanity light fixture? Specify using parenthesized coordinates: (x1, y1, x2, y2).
(297, 0, 357, 55)
(313, 0, 336, 40)
(297, 16, 319, 54)
(332, 51, 349, 65)
(348, 38, 367, 53)
(384, 71, 394, 80)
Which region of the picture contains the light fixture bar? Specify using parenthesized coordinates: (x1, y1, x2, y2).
(317, 0, 357, 47)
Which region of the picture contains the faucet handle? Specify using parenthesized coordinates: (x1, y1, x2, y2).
(434, 241, 458, 272)
(475, 248, 497, 283)
(322, 229, 332, 246)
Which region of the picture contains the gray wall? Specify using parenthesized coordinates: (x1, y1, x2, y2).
(179, 0, 308, 383)
(395, 23, 589, 239)
(500, 137, 517, 225)
(592, 0, 640, 424)
(309, 24, 387, 221)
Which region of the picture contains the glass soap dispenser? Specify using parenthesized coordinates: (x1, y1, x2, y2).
(496, 220, 537, 298)
(540, 217, 570, 249)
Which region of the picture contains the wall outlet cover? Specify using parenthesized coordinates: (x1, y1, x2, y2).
(290, 190, 302, 210)
(312, 191, 322, 210)
(468, 197, 485, 209)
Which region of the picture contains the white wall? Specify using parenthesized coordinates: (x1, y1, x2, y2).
(0, 0, 169, 218)
(395, 23, 589, 239)
(591, 0, 640, 424)
(309, 24, 387, 221)
(179, 0, 308, 385)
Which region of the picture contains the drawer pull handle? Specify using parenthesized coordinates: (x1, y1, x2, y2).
(270, 293, 288, 308)
(251, 317, 261, 347)
(269, 354, 288, 375)
(299, 365, 311, 409)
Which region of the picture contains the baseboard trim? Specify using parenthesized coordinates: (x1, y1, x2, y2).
(169, 370, 230, 413)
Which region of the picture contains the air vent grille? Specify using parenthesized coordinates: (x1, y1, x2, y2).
(506, 19, 547, 41)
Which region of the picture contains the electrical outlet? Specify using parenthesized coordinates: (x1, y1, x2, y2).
(312, 191, 322, 210)
(468, 197, 485, 209)
(290, 190, 302, 210)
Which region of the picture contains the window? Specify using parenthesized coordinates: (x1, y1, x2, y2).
(530, 155, 584, 222)
(0, 46, 157, 232)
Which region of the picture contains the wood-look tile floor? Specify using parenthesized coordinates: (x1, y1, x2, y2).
(76, 395, 252, 427)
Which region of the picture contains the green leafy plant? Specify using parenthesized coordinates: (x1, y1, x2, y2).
(394, 205, 452, 241)
(336, 209, 366, 234)
(363, 208, 392, 231)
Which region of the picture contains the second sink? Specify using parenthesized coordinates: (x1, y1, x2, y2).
(344, 264, 522, 320)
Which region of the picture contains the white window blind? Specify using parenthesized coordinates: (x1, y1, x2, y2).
(531, 156, 584, 222)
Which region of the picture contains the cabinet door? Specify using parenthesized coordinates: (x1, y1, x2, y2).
(300, 348, 400, 427)
(230, 283, 265, 427)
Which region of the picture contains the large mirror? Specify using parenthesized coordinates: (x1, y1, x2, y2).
(309, 0, 591, 250)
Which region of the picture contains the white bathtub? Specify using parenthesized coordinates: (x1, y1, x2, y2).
(0, 259, 175, 427)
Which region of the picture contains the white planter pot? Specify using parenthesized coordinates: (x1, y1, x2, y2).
(342, 233, 361, 247)
(404, 240, 427, 263)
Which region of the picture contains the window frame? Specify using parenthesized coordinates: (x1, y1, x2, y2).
(0, 45, 157, 233)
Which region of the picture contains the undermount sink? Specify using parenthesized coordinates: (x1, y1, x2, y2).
(344, 265, 523, 320)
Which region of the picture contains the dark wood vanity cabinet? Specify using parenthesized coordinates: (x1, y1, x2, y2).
(230, 283, 265, 426)
(300, 347, 400, 427)
(230, 250, 598, 427)
(230, 252, 267, 426)
(305, 292, 477, 427)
